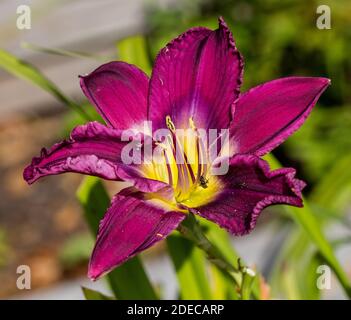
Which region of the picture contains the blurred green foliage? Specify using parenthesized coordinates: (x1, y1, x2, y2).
(59, 233, 94, 269)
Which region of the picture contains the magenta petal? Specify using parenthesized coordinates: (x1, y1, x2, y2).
(23, 121, 166, 193)
(190, 155, 305, 235)
(231, 76, 330, 156)
(23, 121, 125, 182)
(149, 17, 243, 131)
(80, 61, 149, 129)
(88, 191, 185, 280)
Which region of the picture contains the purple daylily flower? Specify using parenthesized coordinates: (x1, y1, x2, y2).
(24, 17, 330, 280)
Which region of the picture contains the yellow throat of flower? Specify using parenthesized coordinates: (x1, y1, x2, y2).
(141, 116, 222, 208)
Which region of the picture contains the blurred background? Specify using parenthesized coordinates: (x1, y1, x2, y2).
(0, 0, 350, 299)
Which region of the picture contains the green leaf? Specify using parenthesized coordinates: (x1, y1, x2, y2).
(208, 264, 240, 300)
(200, 221, 242, 299)
(199, 218, 240, 267)
(76, 176, 158, 300)
(61, 103, 103, 137)
(167, 234, 212, 299)
(22, 42, 113, 61)
(178, 213, 262, 299)
(200, 218, 260, 299)
(76, 176, 109, 232)
(82, 287, 114, 300)
(108, 258, 159, 300)
(59, 233, 94, 269)
(116, 35, 152, 75)
(310, 152, 351, 211)
(264, 154, 351, 298)
(0, 49, 89, 120)
(270, 226, 321, 299)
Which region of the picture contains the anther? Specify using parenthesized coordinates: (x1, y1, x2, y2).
(166, 115, 176, 132)
(189, 117, 196, 130)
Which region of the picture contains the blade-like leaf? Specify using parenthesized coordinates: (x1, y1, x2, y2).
(167, 234, 212, 299)
(76, 176, 158, 300)
(199, 218, 240, 267)
(208, 264, 240, 299)
(270, 227, 321, 300)
(22, 42, 112, 61)
(82, 287, 114, 300)
(311, 152, 351, 211)
(200, 217, 260, 299)
(116, 35, 152, 75)
(0, 49, 89, 120)
(178, 213, 261, 299)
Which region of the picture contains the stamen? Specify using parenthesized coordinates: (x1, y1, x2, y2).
(190, 118, 208, 185)
(172, 133, 190, 198)
(183, 152, 196, 184)
(163, 149, 173, 186)
(148, 115, 212, 202)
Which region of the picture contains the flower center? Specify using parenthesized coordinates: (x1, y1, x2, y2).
(142, 115, 221, 206)
(165, 115, 209, 202)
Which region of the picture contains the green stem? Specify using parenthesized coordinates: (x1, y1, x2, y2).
(240, 267, 256, 300)
(177, 213, 256, 299)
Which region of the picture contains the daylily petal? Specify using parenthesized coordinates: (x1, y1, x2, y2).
(88, 191, 185, 280)
(190, 155, 305, 235)
(80, 61, 149, 129)
(230, 76, 330, 156)
(23, 121, 166, 193)
(149, 17, 243, 131)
